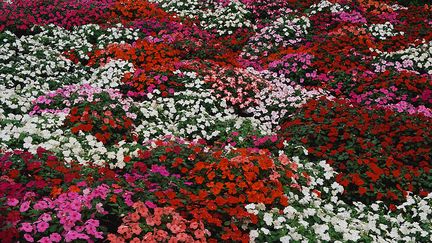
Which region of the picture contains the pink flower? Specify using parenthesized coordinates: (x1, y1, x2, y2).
(37, 221, 49, 233)
(34, 201, 49, 210)
(130, 223, 142, 235)
(150, 165, 170, 176)
(176, 233, 192, 242)
(278, 153, 290, 166)
(6, 198, 19, 206)
(20, 201, 31, 212)
(145, 216, 155, 226)
(96, 203, 107, 214)
(167, 223, 183, 234)
(39, 213, 52, 222)
(64, 230, 79, 242)
(130, 238, 141, 243)
(145, 201, 157, 209)
(38, 236, 52, 243)
(143, 232, 155, 241)
(117, 225, 129, 234)
(189, 222, 199, 230)
(194, 229, 205, 239)
(49, 233, 62, 242)
(68, 211, 81, 222)
(85, 219, 99, 227)
(155, 230, 168, 241)
(20, 222, 33, 233)
(69, 200, 81, 211)
(24, 234, 34, 242)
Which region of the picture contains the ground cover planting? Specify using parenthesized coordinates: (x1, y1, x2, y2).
(1, 0, 431, 242)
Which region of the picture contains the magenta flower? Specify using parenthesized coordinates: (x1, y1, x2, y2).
(145, 201, 157, 209)
(49, 233, 62, 242)
(85, 219, 99, 227)
(64, 231, 79, 242)
(20, 222, 33, 233)
(39, 213, 52, 222)
(68, 211, 82, 222)
(37, 221, 49, 233)
(24, 233, 34, 242)
(34, 201, 49, 210)
(150, 164, 170, 177)
(20, 201, 31, 212)
(6, 198, 19, 206)
(38, 236, 52, 243)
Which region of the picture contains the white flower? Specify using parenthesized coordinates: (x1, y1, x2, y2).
(261, 227, 270, 235)
(249, 230, 259, 239)
(280, 235, 290, 242)
(263, 213, 273, 226)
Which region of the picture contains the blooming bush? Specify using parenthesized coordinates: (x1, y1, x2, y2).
(199, 0, 253, 36)
(88, 39, 181, 93)
(279, 97, 432, 204)
(107, 202, 210, 242)
(247, 159, 432, 242)
(240, 14, 311, 69)
(0, 0, 114, 33)
(203, 65, 269, 110)
(325, 68, 432, 117)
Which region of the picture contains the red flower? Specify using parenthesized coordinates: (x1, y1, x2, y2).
(195, 176, 205, 184)
(8, 169, 19, 179)
(358, 187, 367, 195)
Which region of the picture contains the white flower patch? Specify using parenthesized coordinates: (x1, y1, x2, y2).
(240, 15, 310, 61)
(378, 41, 432, 75)
(134, 73, 267, 141)
(149, 0, 253, 35)
(0, 31, 87, 114)
(0, 111, 138, 168)
(368, 22, 404, 40)
(389, 4, 408, 11)
(0, 113, 67, 153)
(246, 68, 329, 131)
(148, 0, 204, 19)
(0, 24, 140, 116)
(85, 59, 134, 89)
(199, 0, 253, 36)
(31, 23, 142, 58)
(307, 0, 350, 15)
(1, 81, 147, 168)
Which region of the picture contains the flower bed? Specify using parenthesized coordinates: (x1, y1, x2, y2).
(1, 0, 432, 242)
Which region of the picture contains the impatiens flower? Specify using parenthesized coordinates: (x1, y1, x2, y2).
(194, 229, 205, 239)
(130, 238, 140, 243)
(24, 234, 34, 242)
(38, 236, 52, 243)
(20, 201, 31, 212)
(20, 222, 33, 233)
(1, 1, 432, 243)
(150, 165, 170, 177)
(155, 230, 168, 241)
(34, 201, 49, 210)
(50, 233, 62, 242)
(37, 221, 49, 233)
(189, 222, 199, 230)
(6, 198, 19, 207)
(145, 201, 156, 209)
(39, 213, 52, 222)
